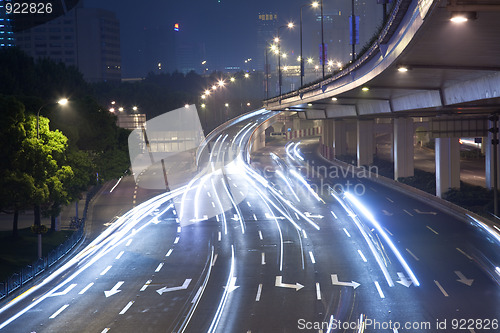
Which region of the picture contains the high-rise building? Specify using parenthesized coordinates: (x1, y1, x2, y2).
(257, 13, 278, 72)
(13, 3, 121, 82)
(0, 0, 15, 47)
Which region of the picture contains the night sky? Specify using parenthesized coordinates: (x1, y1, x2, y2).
(84, 0, 333, 78)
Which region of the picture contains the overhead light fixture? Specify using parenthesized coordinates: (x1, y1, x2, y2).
(331, 97, 338, 101)
(398, 66, 409, 72)
(361, 87, 370, 92)
(307, 103, 313, 107)
(450, 11, 476, 23)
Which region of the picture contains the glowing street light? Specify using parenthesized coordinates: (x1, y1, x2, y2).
(205, 89, 211, 95)
(230, 77, 235, 82)
(244, 73, 250, 78)
(218, 79, 225, 87)
(277, 22, 294, 96)
(132, 106, 138, 111)
(299, 1, 320, 86)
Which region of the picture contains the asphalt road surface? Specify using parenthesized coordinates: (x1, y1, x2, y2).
(0, 109, 498, 333)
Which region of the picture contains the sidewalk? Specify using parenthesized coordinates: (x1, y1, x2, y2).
(0, 195, 87, 232)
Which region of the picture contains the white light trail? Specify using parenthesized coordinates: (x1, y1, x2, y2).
(344, 192, 420, 287)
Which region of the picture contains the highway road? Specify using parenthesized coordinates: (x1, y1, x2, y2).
(0, 109, 499, 332)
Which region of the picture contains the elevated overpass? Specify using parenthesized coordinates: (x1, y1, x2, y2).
(263, 0, 500, 197)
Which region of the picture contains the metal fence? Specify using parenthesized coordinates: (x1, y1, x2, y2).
(0, 185, 101, 301)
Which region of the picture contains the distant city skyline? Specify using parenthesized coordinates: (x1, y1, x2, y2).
(83, 0, 383, 78)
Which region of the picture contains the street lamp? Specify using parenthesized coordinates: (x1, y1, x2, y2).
(300, 1, 319, 87)
(277, 22, 294, 97)
(320, 0, 325, 78)
(37, 98, 68, 139)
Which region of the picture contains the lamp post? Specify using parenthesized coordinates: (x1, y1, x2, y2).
(277, 22, 294, 97)
(320, 0, 325, 78)
(300, 2, 319, 87)
(265, 45, 269, 99)
(35, 98, 68, 258)
(37, 98, 68, 139)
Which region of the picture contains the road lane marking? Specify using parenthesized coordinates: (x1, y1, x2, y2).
(330, 211, 337, 219)
(115, 251, 124, 260)
(119, 301, 134, 315)
(343, 228, 351, 237)
(370, 187, 378, 192)
(174, 236, 180, 244)
(255, 284, 262, 301)
(406, 248, 420, 261)
(140, 280, 152, 292)
(386, 197, 394, 203)
(426, 226, 439, 235)
(295, 212, 300, 220)
(240, 191, 244, 196)
(382, 210, 393, 216)
(316, 283, 321, 300)
(261, 252, 266, 265)
(79, 283, 94, 295)
(192, 286, 202, 304)
(166, 249, 173, 257)
(207, 191, 211, 198)
(384, 227, 393, 236)
(49, 304, 69, 319)
(309, 251, 316, 264)
(302, 230, 308, 239)
(357, 250, 367, 262)
(125, 239, 133, 247)
(253, 214, 257, 220)
(374, 281, 385, 299)
(258, 230, 263, 240)
(177, 226, 182, 233)
(456, 248, 473, 260)
(211, 202, 215, 208)
(212, 254, 218, 266)
(247, 201, 252, 207)
(218, 231, 221, 241)
(100, 266, 112, 276)
(101, 329, 110, 333)
(403, 209, 414, 217)
(434, 280, 449, 297)
(155, 263, 164, 272)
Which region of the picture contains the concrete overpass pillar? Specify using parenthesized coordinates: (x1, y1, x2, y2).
(485, 122, 500, 189)
(322, 119, 334, 146)
(435, 137, 460, 198)
(357, 120, 374, 167)
(333, 120, 346, 157)
(393, 118, 414, 179)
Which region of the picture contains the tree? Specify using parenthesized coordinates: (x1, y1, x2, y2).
(0, 96, 33, 237)
(15, 115, 70, 230)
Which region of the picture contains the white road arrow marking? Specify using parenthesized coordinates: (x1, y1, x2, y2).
(455, 271, 474, 286)
(396, 272, 413, 288)
(49, 284, 77, 297)
(265, 213, 285, 220)
(104, 281, 124, 298)
(414, 208, 437, 215)
(275, 276, 304, 291)
(156, 279, 192, 295)
(224, 277, 239, 293)
(304, 212, 324, 219)
(331, 274, 360, 289)
(231, 214, 240, 221)
(382, 210, 393, 216)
